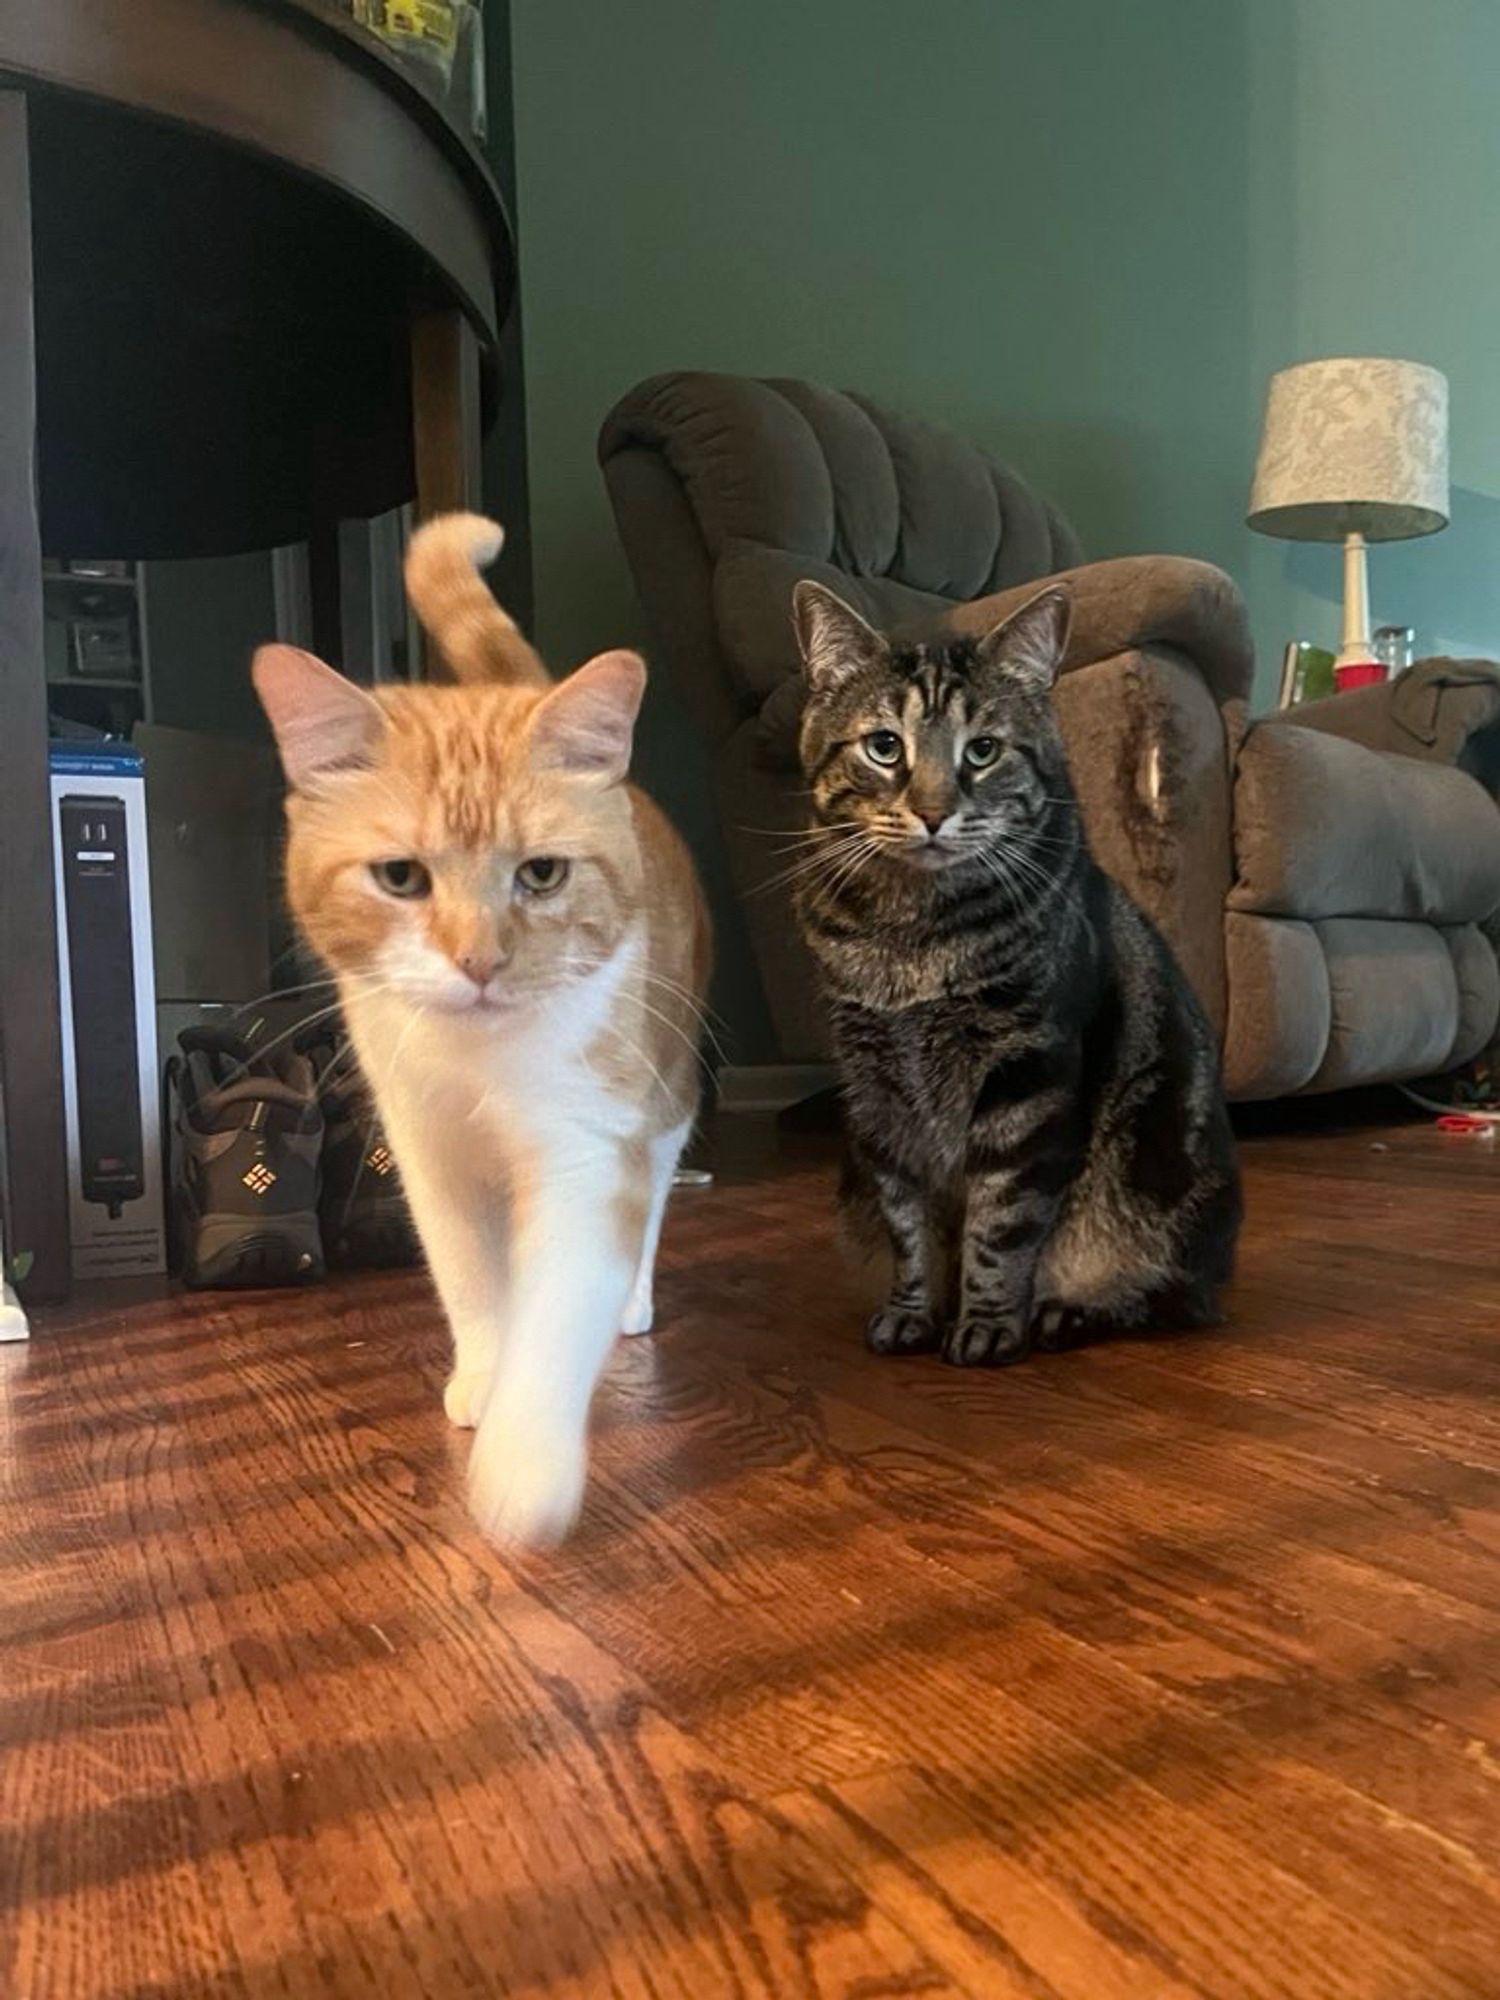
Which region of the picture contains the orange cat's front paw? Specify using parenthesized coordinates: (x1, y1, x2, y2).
(620, 1281, 655, 1337)
(443, 1369, 488, 1429)
(468, 1419, 586, 1549)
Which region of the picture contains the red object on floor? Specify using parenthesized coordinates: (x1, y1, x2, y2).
(1335, 661, 1387, 692)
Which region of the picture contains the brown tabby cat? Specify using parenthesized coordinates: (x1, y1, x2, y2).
(253, 515, 710, 1546)
(790, 580, 1240, 1366)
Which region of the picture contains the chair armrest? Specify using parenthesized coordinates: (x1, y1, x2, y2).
(924, 555, 1254, 708)
(1279, 658, 1500, 795)
(1230, 715, 1500, 926)
(1052, 646, 1235, 1036)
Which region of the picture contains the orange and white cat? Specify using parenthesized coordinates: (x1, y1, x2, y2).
(253, 515, 710, 1547)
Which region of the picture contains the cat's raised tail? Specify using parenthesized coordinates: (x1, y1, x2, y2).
(404, 512, 550, 688)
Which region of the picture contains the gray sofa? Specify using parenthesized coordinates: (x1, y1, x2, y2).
(600, 371, 1500, 1098)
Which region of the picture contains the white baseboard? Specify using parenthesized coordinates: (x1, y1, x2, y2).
(716, 1063, 838, 1115)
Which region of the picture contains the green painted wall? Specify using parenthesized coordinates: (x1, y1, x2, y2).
(510, 0, 1253, 670)
(505, 0, 1499, 1051)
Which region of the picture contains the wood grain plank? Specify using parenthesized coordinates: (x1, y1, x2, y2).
(551, 1354, 1500, 1994)
(3, 1274, 961, 1998)
(5, 1120, 1500, 1996)
(781, 1771, 1202, 2000)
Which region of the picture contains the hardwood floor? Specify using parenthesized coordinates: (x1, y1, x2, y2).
(4, 1117, 1500, 1998)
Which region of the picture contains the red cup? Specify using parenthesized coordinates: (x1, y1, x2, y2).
(1334, 661, 1387, 692)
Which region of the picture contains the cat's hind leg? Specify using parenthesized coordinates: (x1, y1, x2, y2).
(621, 1116, 692, 1336)
(1136, 1277, 1227, 1333)
(1126, 1171, 1241, 1336)
(1032, 1272, 1226, 1348)
(1031, 1300, 1114, 1353)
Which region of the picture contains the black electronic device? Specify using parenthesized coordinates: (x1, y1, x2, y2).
(59, 795, 144, 1218)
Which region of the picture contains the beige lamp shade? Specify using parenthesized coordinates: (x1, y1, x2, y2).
(1248, 357, 1449, 543)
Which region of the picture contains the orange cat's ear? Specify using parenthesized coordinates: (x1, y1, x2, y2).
(528, 649, 645, 785)
(252, 644, 385, 790)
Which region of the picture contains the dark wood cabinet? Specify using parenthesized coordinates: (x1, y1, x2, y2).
(0, 0, 518, 1300)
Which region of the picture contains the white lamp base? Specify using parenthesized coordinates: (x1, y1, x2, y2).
(1336, 530, 1375, 669)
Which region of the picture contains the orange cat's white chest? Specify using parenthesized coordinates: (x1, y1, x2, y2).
(345, 927, 643, 1151)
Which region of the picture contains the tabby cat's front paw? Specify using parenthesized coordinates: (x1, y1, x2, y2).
(943, 1316, 1031, 1368)
(865, 1306, 940, 1355)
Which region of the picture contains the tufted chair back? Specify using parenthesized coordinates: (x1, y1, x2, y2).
(599, 372, 1081, 744)
(599, 370, 1259, 1069)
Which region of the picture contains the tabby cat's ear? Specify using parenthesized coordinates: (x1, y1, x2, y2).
(252, 644, 385, 790)
(978, 584, 1073, 691)
(791, 581, 888, 690)
(529, 649, 646, 785)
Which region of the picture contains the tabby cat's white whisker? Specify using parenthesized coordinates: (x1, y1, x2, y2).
(975, 852, 1033, 915)
(813, 835, 882, 905)
(739, 818, 863, 835)
(753, 830, 873, 897)
(764, 834, 857, 856)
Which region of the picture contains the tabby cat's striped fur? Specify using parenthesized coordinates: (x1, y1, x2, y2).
(791, 581, 1241, 1367)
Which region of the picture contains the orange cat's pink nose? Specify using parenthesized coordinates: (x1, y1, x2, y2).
(457, 950, 504, 989)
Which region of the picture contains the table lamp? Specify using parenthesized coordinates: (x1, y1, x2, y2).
(1248, 357, 1448, 680)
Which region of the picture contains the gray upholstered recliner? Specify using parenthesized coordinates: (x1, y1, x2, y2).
(600, 371, 1500, 1098)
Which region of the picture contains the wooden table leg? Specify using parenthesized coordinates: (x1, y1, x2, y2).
(412, 307, 481, 520)
(411, 307, 481, 681)
(0, 92, 70, 1303)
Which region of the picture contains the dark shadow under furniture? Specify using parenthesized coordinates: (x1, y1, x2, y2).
(601, 372, 1500, 1099)
(0, 0, 517, 1301)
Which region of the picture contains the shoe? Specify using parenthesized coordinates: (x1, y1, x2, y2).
(295, 1023, 421, 1269)
(164, 1026, 325, 1289)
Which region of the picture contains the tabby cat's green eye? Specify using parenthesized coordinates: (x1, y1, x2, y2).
(963, 736, 1002, 770)
(516, 856, 571, 897)
(370, 858, 432, 899)
(863, 730, 904, 768)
